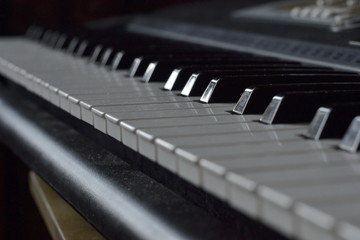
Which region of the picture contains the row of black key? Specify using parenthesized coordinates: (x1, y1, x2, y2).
(26, 25, 360, 152)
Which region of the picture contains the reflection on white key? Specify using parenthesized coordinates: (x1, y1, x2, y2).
(177, 140, 342, 188)
(81, 96, 199, 124)
(182, 138, 329, 162)
(138, 120, 287, 161)
(338, 217, 360, 240)
(295, 198, 360, 240)
(222, 149, 359, 217)
(118, 115, 258, 151)
(258, 179, 360, 237)
(156, 128, 304, 172)
(98, 102, 230, 113)
(92, 103, 231, 133)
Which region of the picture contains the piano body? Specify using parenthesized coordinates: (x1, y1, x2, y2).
(1, 0, 360, 239)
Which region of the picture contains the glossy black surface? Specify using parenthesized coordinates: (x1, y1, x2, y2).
(234, 83, 360, 114)
(261, 90, 360, 124)
(306, 103, 360, 139)
(201, 74, 360, 103)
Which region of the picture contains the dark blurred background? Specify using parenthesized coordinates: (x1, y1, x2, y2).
(0, 0, 201, 36)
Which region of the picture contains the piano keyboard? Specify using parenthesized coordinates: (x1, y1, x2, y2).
(2, 25, 360, 240)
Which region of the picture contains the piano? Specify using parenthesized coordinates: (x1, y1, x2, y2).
(1, 0, 360, 239)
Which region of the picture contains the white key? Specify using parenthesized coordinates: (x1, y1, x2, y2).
(95, 101, 230, 114)
(137, 121, 292, 161)
(117, 115, 258, 151)
(258, 179, 360, 237)
(155, 128, 304, 172)
(81, 96, 199, 124)
(338, 217, 360, 240)
(295, 199, 360, 240)
(93, 104, 232, 133)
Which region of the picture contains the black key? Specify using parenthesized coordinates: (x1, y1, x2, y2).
(184, 70, 355, 97)
(129, 54, 256, 78)
(339, 116, 360, 152)
(142, 59, 295, 82)
(163, 63, 304, 91)
(55, 34, 70, 50)
(30, 27, 44, 41)
(100, 47, 115, 66)
(94, 46, 116, 64)
(89, 44, 104, 63)
(66, 37, 80, 54)
(129, 56, 146, 76)
(112, 41, 206, 55)
(114, 47, 223, 70)
(41, 30, 53, 46)
(40, 30, 57, 47)
(113, 51, 140, 70)
(108, 34, 280, 71)
(129, 56, 204, 78)
(25, 25, 37, 39)
(199, 74, 360, 103)
(142, 58, 303, 82)
(48, 31, 60, 48)
(33, 27, 45, 41)
(182, 71, 251, 97)
(75, 40, 92, 57)
(111, 51, 126, 70)
(233, 82, 360, 114)
(305, 103, 360, 139)
(260, 90, 360, 124)
(76, 40, 112, 58)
